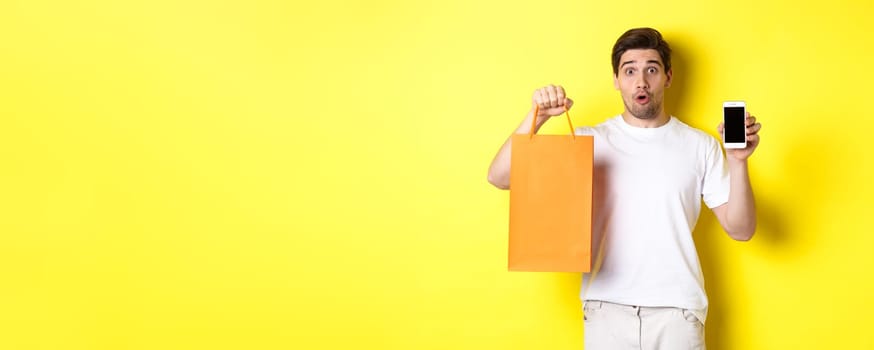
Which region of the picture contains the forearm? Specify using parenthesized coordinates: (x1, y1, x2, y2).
(487, 110, 550, 189)
(724, 159, 757, 240)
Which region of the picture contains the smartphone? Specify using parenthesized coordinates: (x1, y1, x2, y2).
(723, 101, 747, 149)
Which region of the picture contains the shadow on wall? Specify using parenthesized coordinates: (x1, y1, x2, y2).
(693, 123, 835, 349)
(694, 190, 803, 350)
(668, 35, 834, 349)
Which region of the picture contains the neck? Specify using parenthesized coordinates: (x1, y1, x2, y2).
(621, 110, 670, 128)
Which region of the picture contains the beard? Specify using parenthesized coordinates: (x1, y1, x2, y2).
(624, 96, 661, 120)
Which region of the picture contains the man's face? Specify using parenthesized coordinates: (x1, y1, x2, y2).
(613, 49, 672, 121)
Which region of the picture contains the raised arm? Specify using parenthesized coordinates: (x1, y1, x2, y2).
(487, 85, 574, 189)
(712, 111, 762, 241)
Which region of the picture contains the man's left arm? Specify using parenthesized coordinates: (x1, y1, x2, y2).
(712, 111, 762, 241)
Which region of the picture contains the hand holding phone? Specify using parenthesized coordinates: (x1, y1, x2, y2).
(723, 101, 747, 149)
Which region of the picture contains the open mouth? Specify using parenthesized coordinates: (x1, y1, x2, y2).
(634, 93, 650, 104)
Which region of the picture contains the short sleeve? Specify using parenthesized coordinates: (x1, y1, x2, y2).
(702, 136, 730, 208)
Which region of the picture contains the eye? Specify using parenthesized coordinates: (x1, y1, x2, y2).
(625, 68, 634, 75)
(647, 67, 658, 74)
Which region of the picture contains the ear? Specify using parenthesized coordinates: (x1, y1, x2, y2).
(613, 73, 619, 90)
(665, 68, 673, 88)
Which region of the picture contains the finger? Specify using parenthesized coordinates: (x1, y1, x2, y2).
(547, 85, 558, 108)
(531, 90, 542, 116)
(746, 116, 757, 127)
(556, 86, 566, 106)
(716, 122, 724, 134)
(747, 134, 760, 145)
(534, 89, 546, 110)
(745, 111, 751, 119)
(565, 97, 574, 110)
(747, 123, 762, 135)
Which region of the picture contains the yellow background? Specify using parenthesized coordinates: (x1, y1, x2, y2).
(1, 0, 872, 349)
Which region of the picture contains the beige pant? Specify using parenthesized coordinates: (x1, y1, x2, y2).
(583, 300, 705, 350)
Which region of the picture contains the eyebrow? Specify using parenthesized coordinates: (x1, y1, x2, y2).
(620, 60, 664, 68)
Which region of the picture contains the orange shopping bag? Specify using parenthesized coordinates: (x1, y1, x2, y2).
(509, 106, 593, 272)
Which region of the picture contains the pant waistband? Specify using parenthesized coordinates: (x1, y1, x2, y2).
(585, 300, 681, 316)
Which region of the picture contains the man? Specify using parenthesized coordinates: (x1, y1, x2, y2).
(486, 28, 761, 349)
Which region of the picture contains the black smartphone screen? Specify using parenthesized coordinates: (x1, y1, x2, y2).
(724, 106, 746, 143)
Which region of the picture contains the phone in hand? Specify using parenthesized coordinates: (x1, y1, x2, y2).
(723, 101, 747, 149)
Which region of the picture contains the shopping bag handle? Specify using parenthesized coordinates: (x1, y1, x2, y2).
(530, 104, 576, 140)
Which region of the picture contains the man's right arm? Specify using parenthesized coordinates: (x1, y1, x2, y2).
(487, 85, 574, 190)
(486, 110, 550, 189)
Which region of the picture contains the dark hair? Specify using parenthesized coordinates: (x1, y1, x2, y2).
(611, 28, 672, 76)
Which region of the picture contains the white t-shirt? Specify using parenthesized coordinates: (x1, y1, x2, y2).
(575, 115, 730, 323)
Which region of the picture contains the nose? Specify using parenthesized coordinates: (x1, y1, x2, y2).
(635, 74, 649, 90)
